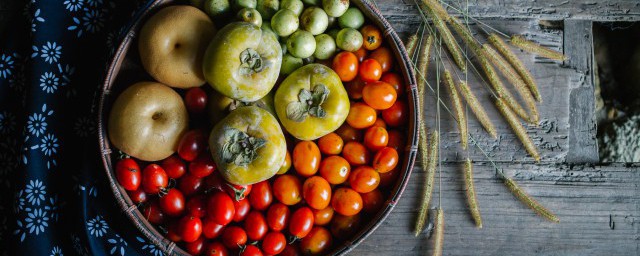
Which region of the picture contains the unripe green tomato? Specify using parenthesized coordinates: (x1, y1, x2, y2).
(314, 34, 336, 60)
(280, 0, 304, 16)
(287, 30, 316, 58)
(205, 0, 231, 18)
(280, 54, 304, 75)
(302, 0, 320, 5)
(322, 0, 348, 17)
(327, 28, 340, 39)
(256, 0, 279, 19)
(336, 28, 363, 52)
(271, 9, 299, 37)
(237, 8, 262, 27)
(300, 7, 329, 35)
(338, 7, 364, 29)
(233, 0, 257, 10)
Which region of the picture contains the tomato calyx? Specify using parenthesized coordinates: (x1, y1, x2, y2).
(287, 234, 300, 244)
(222, 128, 266, 167)
(286, 84, 330, 122)
(239, 48, 265, 75)
(226, 183, 250, 201)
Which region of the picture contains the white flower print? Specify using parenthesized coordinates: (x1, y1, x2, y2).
(21, 134, 31, 165)
(57, 63, 75, 87)
(14, 219, 27, 242)
(15, 189, 26, 213)
(0, 111, 16, 135)
(108, 233, 128, 256)
(74, 116, 95, 137)
(50, 246, 63, 256)
(25, 207, 49, 235)
(26, 8, 45, 32)
(25, 179, 46, 206)
(86, 215, 108, 237)
(137, 236, 164, 256)
(68, 8, 106, 37)
(44, 195, 61, 222)
(40, 72, 60, 93)
(40, 42, 62, 64)
(0, 53, 14, 79)
(86, 0, 104, 8)
(27, 113, 47, 137)
(32, 133, 59, 157)
(64, 0, 84, 12)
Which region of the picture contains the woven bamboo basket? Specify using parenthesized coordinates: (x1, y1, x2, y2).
(98, 0, 418, 254)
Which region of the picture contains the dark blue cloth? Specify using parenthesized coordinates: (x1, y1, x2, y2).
(1, 0, 167, 255)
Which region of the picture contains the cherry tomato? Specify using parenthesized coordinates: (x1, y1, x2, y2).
(186, 195, 206, 218)
(332, 51, 359, 82)
(233, 198, 251, 222)
(207, 191, 235, 225)
(362, 81, 397, 110)
(204, 171, 225, 192)
(381, 72, 404, 97)
(222, 226, 247, 249)
(293, 141, 321, 177)
(223, 183, 252, 201)
(160, 155, 185, 179)
(142, 200, 165, 224)
(185, 236, 205, 255)
(372, 118, 387, 128)
(300, 226, 333, 255)
(359, 59, 382, 82)
(302, 176, 332, 210)
(346, 102, 377, 129)
(244, 211, 268, 241)
(382, 100, 409, 127)
(361, 189, 384, 213)
(312, 207, 334, 226)
(280, 244, 301, 256)
(189, 152, 216, 178)
(249, 180, 273, 211)
(369, 46, 393, 72)
(166, 220, 182, 242)
(185, 87, 208, 114)
(142, 164, 168, 194)
(128, 188, 147, 204)
(289, 207, 314, 239)
(178, 174, 204, 197)
(330, 213, 361, 240)
(319, 155, 351, 185)
(345, 76, 366, 100)
(240, 244, 263, 256)
(317, 133, 344, 155)
(178, 129, 207, 161)
(386, 130, 406, 152)
(277, 151, 292, 175)
(361, 25, 382, 50)
(342, 141, 371, 166)
(204, 241, 228, 256)
(202, 218, 225, 239)
(354, 47, 368, 62)
(159, 188, 185, 216)
(373, 147, 399, 173)
(266, 203, 290, 231)
(262, 231, 286, 255)
(349, 166, 380, 193)
(273, 174, 302, 205)
(331, 188, 363, 216)
(364, 126, 388, 151)
(116, 158, 141, 191)
(179, 215, 203, 243)
(379, 165, 400, 187)
(335, 123, 363, 142)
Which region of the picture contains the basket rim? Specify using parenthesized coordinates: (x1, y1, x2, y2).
(97, 0, 419, 255)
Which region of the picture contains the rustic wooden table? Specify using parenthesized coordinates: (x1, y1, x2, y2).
(351, 1, 640, 255)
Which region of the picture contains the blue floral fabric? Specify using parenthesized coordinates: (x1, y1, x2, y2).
(0, 0, 167, 255)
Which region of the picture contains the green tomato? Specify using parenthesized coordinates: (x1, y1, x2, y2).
(314, 34, 336, 60)
(205, 0, 231, 18)
(237, 8, 262, 27)
(280, 0, 304, 16)
(207, 90, 276, 127)
(204, 22, 282, 102)
(256, 0, 280, 19)
(327, 28, 340, 39)
(286, 30, 316, 58)
(271, 9, 299, 37)
(336, 28, 363, 52)
(275, 64, 350, 140)
(280, 54, 304, 75)
(338, 7, 364, 29)
(300, 7, 329, 35)
(302, 0, 320, 5)
(322, 0, 348, 17)
(233, 0, 257, 10)
(209, 106, 286, 185)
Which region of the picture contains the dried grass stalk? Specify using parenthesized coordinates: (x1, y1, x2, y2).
(423, 0, 449, 23)
(415, 34, 433, 237)
(487, 33, 542, 102)
(448, 16, 481, 52)
(464, 158, 482, 228)
(457, 80, 497, 139)
(420, 0, 466, 71)
(443, 70, 467, 148)
(405, 34, 419, 59)
(478, 50, 530, 121)
(502, 175, 560, 223)
(510, 35, 567, 61)
(414, 131, 440, 236)
(495, 98, 541, 162)
(432, 208, 445, 256)
(419, 35, 434, 82)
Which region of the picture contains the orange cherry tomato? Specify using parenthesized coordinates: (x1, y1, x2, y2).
(273, 174, 302, 205)
(354, 47, 368, 62)
(372, 147, 399, 173)
(319, 155, 351, 185)
(361, 25, 382, 50)
(302, 176, 332, 210)
(382, 100, 409, 127)
(363, 126, 388, 151)
(361, 189, 384, 213)
(331, 188, 363, 216)
(277, 150, 292, 175)
(300, 226, 333, 255)
(346, 102, 377, 129)
(348, 166, 380, 193)
(381, 72, 404, 97)
(358, 59, 382, 82)
(335, 123, 363, 142)
(379, 165, 400, 187)
(342, 141, 370, 166)
(387, 130, 406, 152)
(317, 133, 344, 155)
(332, 52, 359, 82)
(372, 118, 386, 129)
(312, 207, 334, 226)
(293, 141, 321, 177)
(345, 76, 366, 100)
(330, 214, 361, 240)
(362, 81, 397, 110)
(369, 46, 393, 72)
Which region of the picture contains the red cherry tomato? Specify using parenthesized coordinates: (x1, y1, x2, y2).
(348, 166, 380, 193)
(142, 164, 168, 194)
(179, 215, 203, 243)
(302, 176, 332, 210)
(373, 147, 399, 173)
(381, 72, 404, 97)
(249, 180, 273, 211)
(202, 218, 225, 239)
(240, 244, 263, 256)
(207, 191, 235, 225)
(354, 47, 368, 62)
(142, 200, 165, 224)
(189, 153, 216, 178)
(299, 226, 333, 255)
(186, 195, 206, 218)
(178, 174, 204, 197)
(116, 158, 141, 191)
(382, 100, 409, 127)
(166, 220, 182, 242)
(362, 81, 397, 110)
(332, 52, 359, 82)
(361, 189, 384, 213)
(266, 203, 290, 231)
(369, 46, 393, 72)
(372, 118, 387, 129)
(222, 226, 247, 249)
(204, 171, 225, 192)
(359, 59, 382, 82)
(342, 141, 371, 166)
(185, 87, 208, 114)
(335, 123, 363, 142)
(363, 126, 389, 151)
(346, 76, 366, 100)
(159, 188, 185, 216)
(289, 207, 314, 239)
(244, 211, 268, 241)
(204, 241, 228, 256)
(160, 155, 186, 179)
(185, 236, 205, 255)
(233, 198, 251, 222)
(223, 183, 252, 201)
(272, 174, 303, 205)
(262, 231, 286, 255)
(178, 129, 207, 161)
(128, 188, 147, 204)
